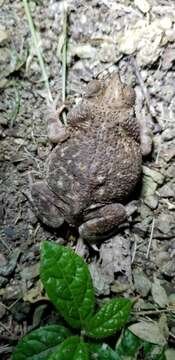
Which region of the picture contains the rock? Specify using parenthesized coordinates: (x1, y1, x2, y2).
(167, 164, 175, 178)
(0, 275, 8, 287)
(3, 283, 23, 300)
(0, 253, 7, 267)
(144, 194, 159, 209)
(133, 270, 152, 297)
(0, 29, 9, 45)
(21, 263, 39, 281)
(162, 128, 175, 141)
(71, 43, 97, 59)
(0, 303, 6, 319)
(141, 175, 158, 197)
(134, 0, 150, 13)
(99, 43, 118, 63)
(0, 249, 20, 277)
(161, 260, 175, 278)
(156, 213, 175, 234)
(89, 263, 110, 296)
(133, 217, 152, 236)
(140, 204, 153, 219)
(158, 183, 175, 198)
(142, 166, 165, 185)
(160, 148, 175, 162)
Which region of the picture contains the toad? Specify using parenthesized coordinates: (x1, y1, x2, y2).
(29, 72, 151, 241)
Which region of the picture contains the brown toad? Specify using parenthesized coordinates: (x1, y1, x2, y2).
(29, 73, 150, 241)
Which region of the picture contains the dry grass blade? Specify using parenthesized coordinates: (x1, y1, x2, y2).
(22, 0, 53, 104)
(146, 218, 155, 259)
(61, 6, 68, 126)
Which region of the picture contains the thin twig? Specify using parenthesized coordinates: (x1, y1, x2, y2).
(133, 308, 175, 316)
(61, 6, 68, 126)
(130, 56, 156, 119)
(131, 234, 138, 263)
(22, 0, 53, 103)
(146, 218, 155, 259)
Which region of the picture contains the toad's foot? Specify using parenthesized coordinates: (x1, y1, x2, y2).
(28, 181, 65, 228)
(79, 203, 127, 242)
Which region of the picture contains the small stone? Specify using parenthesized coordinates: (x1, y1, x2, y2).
(140, 204, 153, 219)
(162, 128, 175, 141)
(3, 284, 23, 300)
(0, 275, 8, 287)
(0, 29, 9, 45)
(141, 175, 157, 197)
(0, 253, 7, 267)
(0, 303, 6, 319)
(168, 293, 175, 305)
(161, 260, 175, 278)
(71, 44, 96, 59)
(167, 164, 175, 178)
(158, 183, 175, 198)
(156, 251, 169, 269)
(133, 270, 151, 297)
(156, 213, 174, 234)
(144, 194, 159, 209)
(142, 166, 165, 185)
(134, 0, 151, 13)
(21, 263, 39, 281)
(133, 217, 152, 236)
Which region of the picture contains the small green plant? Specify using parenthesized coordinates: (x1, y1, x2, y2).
(12, 241, 133, 359)
(12, 241, 172, 359)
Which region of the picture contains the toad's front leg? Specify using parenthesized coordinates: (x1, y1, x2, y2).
(79, 203, 127, 242)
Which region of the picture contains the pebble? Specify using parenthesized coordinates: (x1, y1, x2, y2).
(133, 270, 152, 297)
(162, 128, 175, 141)
(161, 260, 175, 278)
(142, 166, 165, 185)
(141, 175, 157, 197)
(144, 194, 159, 209)
(156, 213, 174, 234)
(0, 303, 6, 319)
(158, 183, 175, 198)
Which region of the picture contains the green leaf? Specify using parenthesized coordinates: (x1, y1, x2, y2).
(40, 241, 95, 329)
(115, 329, 142, 357)
(143, 343, 166, 360)
(48, 336, 89, 360)
(89, 343, 120, 360)
(12, 325, 71, 360)
(85, 298, 132, 339)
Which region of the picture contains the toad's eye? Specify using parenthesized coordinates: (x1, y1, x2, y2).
(85, 80, 102, 98)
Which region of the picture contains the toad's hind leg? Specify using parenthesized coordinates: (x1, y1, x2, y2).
(29, 181, 64, 228)
(79, 203, 127, 242)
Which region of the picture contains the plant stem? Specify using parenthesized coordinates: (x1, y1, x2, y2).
(22, 0, 53, 103)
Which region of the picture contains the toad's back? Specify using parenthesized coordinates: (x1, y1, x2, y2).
(46, 114, 142, 215)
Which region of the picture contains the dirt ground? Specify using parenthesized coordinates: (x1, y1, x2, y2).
(0, 0, 175, 358)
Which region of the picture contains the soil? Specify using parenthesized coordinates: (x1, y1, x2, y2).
(0, 0, 175, 358)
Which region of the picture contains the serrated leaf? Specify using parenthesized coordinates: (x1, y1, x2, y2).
(40, 241, 95, 329)
(12, 325, 71, 360)
(89, 343, 120, 360)
(115, 329, 141, 357)
(85, 298, 132, 339)
(128, 322, 167, 346)
(49, 336, 89, 360)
